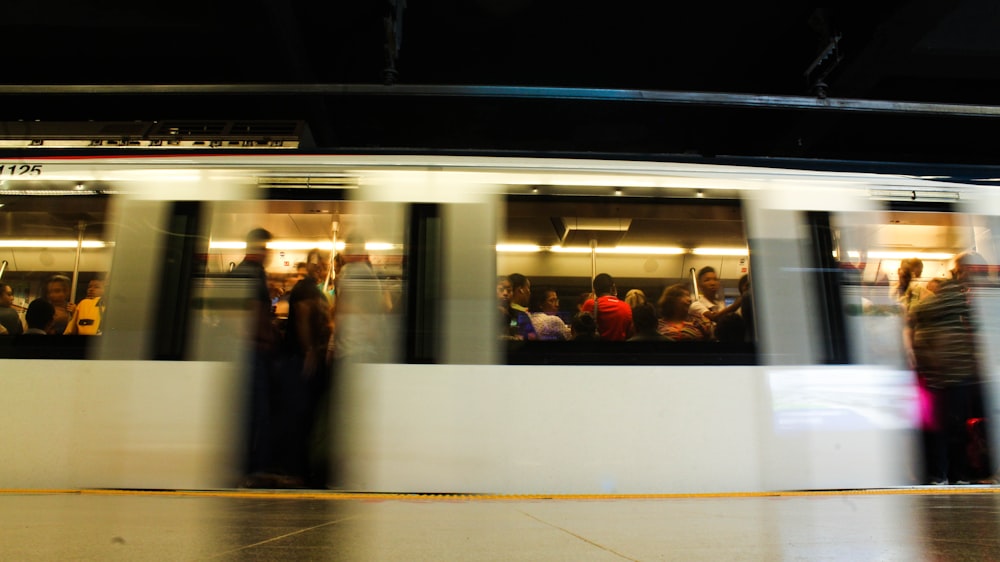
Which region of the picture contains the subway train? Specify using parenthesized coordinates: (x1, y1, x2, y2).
(2, 152, 1000, 494)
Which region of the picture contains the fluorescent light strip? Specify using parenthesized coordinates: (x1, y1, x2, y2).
(0, 240, 108, 248)
(209, 241, 399, 251)
(844, 250, 956, 261)
(870, 251, 956, 260)
(602, 246, 688, 255)
(691, 247, 749, 256)
(497, 245, 740, 256)
(496, 244, 542, 253)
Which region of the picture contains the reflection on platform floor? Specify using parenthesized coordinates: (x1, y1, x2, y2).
(3, 488, 1000, 560)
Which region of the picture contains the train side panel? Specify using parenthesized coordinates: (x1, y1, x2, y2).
(0, 360, 241, 489)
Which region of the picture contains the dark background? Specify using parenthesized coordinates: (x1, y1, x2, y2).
(4, 2, 1000, 164)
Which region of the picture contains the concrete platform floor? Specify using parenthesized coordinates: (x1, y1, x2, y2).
(3, 488, 1000, 560)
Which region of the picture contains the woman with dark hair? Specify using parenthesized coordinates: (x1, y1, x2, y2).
(895, 258, 925, 313)
(528, 287, 570, 340)
(656, 284, 709, 341)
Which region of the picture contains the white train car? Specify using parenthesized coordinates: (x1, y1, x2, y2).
(2, 154, 999, 493)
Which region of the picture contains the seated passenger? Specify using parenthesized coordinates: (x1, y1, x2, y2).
(581, 273, 633, 341)
(570, 312, 599, 341)
(656, 284, 710, 341)
(64, 277, 105, 335)
(527, 287, 570, 340)
(628, 303, 667, 341)
(23, 298, 55, 335)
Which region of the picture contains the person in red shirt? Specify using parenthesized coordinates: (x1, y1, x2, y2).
(581, 273, 633, 341)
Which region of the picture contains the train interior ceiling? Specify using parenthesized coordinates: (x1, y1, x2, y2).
(0, 162, 991, 358)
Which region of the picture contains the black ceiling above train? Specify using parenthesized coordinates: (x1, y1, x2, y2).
(6, 2, 1000, 165)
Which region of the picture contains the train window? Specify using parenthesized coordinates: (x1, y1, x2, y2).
(497, 196, 756, 365)
(0, 191, 111, 358)
(188, 198, 406, 363)
(828, 206, 990, 366)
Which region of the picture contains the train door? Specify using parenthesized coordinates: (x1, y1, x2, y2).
(827, 192, 1000, 484)
(744, 178, 920, 490)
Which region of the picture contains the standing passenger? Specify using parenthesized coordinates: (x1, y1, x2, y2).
(63, 277, 105, 335)
(231, 228, 281, 486)
(895, 258, 925, 313)
(278, 249, 333, 487)
(334, 238, 386, 361)
(690, 266, 741, 326)
(581, 273, 633, 341)
(0, 283, 24, 336)
(496, 275, 514, 338)
(45, 274, 75, 335)
(624, 289, 648, 309)
(507, 273, 536, 340)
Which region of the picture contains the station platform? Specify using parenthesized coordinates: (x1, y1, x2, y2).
(3, 487, 1000, 560)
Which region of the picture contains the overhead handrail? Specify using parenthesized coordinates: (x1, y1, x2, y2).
(70, 221, 85, 302)
(324, 221, 339, 295)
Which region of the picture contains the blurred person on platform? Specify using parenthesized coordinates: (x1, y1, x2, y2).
(910, 251, 989, 485)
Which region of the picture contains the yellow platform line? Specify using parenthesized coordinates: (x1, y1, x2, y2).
(1, 487, 1000, 501)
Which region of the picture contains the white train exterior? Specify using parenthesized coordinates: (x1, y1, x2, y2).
(2, 154, 998, 493)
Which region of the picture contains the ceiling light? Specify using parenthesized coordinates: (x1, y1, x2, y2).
(0, 240, 108, 248)
(210, 240, 399, 252)
(496, 244, 542, 253)
(602, 246, 685, 255)
(549, 245, 686, 255)
(692, 247, 748, 256)
(843, 250, 955, 261)
(867, 251, 955, 260)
